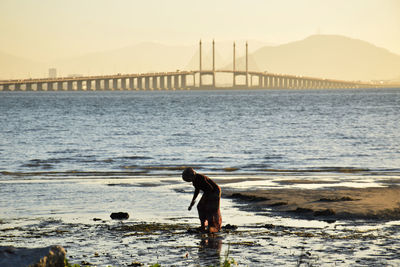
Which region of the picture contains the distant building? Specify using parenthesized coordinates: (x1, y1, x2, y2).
(67, 74, 83, 78)
(49, 68, 57, 78)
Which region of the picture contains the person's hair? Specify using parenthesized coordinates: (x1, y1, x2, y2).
(182, 167, 195, 181)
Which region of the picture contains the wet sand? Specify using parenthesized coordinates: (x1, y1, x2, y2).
(224, 185, 400, 221)
(2, 175, 400, 266)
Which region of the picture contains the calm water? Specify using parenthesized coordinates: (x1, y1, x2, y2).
(1, 89, 400, 266)
(0, 89, 399, 177)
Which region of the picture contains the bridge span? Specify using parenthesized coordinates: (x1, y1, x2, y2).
(0, 70, 377, 91)
(0, 40, 384, 91)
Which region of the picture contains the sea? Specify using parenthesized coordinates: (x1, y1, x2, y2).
(1, 88, 400, 266)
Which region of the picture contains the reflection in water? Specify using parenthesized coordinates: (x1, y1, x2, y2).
(198, 235, 223, 266)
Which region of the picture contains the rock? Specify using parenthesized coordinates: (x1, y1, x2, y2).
(314, 209, 336, 217)
(293, 207, 314, 213)
(110, 212, 129, 220)
(222, 224, 238, 230)
(264, 224, 275, 229)
(0, 245, 66, 267)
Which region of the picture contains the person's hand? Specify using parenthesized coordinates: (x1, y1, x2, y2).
(188, 200, 195, 211)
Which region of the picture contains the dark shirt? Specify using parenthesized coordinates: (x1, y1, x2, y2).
(192, 173, 220, 193)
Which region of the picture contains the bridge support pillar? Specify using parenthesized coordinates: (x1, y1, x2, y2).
(145, 77, 150, 90)
(275, 77, 280, 89)
(152, 77, 158, 90)
(212, 72, 216, 88)
(47, 83, 53, 91)
(268, 77, 273, 88)
(103, 79, 109, 90)
(137, 77, 143, 90)
(86, 80, 92, 91)
(181, 75, 187, 89)
(128, 78, 134, 90)
(112, 79, 118, 90)
(121, 78, 126, 90)
(26, 83, 32, 91)
(37, 83, 43, 91)
(77, 80, 83, 91)
(174, 75, 179, 90)
(160, 76, 165, 90)
(95, 80, 101, 90)
(167, 76, 172, 90)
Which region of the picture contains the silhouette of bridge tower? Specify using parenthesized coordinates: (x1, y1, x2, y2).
(199, 40, 249, 88)
(0, 40, 378, 91)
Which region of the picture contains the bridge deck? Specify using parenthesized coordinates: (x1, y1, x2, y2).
(0, 70, 390, 90)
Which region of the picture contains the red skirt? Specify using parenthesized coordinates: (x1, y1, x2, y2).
(197, 188, 222, 231)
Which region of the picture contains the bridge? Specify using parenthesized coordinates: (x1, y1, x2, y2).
(0, 40, 382, 91)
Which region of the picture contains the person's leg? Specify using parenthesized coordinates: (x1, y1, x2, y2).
(206, 192, 222, 233)
(197, 194, 208, 231)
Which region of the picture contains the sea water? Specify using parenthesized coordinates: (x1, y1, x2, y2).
(1, 89, 400, 266)
(1, 89, 399, 176)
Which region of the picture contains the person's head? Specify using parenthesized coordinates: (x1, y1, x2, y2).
(182, 167, 196, 182)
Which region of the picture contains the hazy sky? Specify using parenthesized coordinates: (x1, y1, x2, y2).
(1, 0, 399, 62)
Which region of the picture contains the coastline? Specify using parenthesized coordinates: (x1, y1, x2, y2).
(2, 175, 400, 266)
(223, 185, 400, 221)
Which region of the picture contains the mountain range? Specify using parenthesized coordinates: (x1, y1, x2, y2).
(1, 35, 399, 82)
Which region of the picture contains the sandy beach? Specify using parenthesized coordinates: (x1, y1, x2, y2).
(223, 182, 400, 221)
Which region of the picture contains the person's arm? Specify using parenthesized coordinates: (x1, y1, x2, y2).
(188, 188, 199, 211)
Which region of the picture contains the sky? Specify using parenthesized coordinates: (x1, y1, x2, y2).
(0, 0, 399, 62)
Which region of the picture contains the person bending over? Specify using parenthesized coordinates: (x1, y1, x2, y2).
(182, 167, 222, 233)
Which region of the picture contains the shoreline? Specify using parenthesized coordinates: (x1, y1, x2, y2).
(223, 185, 400, 221)
(2, 177, 400, 266)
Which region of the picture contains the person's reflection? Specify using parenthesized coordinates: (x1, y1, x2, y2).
(198, 234, 223, 266)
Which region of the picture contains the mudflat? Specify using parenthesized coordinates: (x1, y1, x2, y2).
(225, 185, 400, 220)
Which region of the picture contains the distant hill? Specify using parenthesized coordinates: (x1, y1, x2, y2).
(0, 52, 46, 79)
(244, 35, 400, 81)
(0, 40, 269, 80)
(51, 42, 196, 76)
(1, 35, 399, 81)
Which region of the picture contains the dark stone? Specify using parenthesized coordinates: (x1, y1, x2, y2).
(269, 202, 288, 207)
(264, 224, 275, 229)
(187, 228, 201, 234)
(93, 218, 102, 221)
(222, 224, 238, 230)
(314, 209, 336, 217)
(293, 207, 314, 213)
(110, 212, 129, 220)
